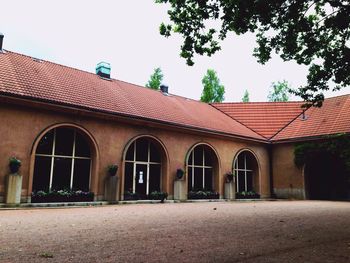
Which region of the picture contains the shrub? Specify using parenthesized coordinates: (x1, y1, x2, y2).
(236, 191, 260, 199)
(31, 189, 94, 203)
(149, 191, 168, 202)
(124, 191, 139, 200)
(188, 190, 219, 199)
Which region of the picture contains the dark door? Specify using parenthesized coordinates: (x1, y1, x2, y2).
(135, 164, 147, 199)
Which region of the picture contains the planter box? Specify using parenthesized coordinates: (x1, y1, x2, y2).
(123, 193, 139, 200)
(31, 195, 94, 203)
(6, 174, 22, 204)
(188, 191, 220, 200)
(235, 193, 260, 199)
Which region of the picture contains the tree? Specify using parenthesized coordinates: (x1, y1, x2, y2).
(156, 0, 350, 106)
(200, 69, 225, 103)
(145, 67, 163, 90)
(242, 90, 250, 102)
(267, 80, 290, 102)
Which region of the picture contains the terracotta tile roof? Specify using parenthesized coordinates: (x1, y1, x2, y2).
(272, 95, 350, 141)
(0, 51, 264, 141)
(211, 101, 305, 139)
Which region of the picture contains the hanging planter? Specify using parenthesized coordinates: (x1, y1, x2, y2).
(9, 157, 21, 174)
(225, 171, 234, 183)
(176, 168, 184, 180)
(107, 164, 118, 176)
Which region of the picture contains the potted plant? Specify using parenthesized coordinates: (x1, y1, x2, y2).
(149, 191, 168, 203)
(176, 168, 184, 180)
(236, 191, 260, 199)
(9, 156, 21, 174)
(124, 190, 139, 200)
(225, 171, 234, 183)
(107, 164, 118, 176)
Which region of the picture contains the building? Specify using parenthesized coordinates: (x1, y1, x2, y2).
(0, 36, 349, 203)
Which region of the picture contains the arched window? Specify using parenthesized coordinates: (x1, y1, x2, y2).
(233, 151, 258, 193)
(187, 145, 215, 191)
(32, 127, 91, 192)
(124, 137, 162, 199)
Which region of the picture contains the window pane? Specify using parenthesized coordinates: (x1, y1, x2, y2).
(32, 156, 51, 191)
(73, 159, 91, 191)
(238, 153, 245, 169)
(246, 153, 255, 170)
(55, 128, 74, 156)
(204, 168, 213, 191)
(150, 143, 161, 163)
(237, 171, 245, 192)
(246, 171, 253, 192)
(188, 151, 193, 165)
(204, 150, 213, 167)
(149, 164, 161, 193)
(124, 162, 134, 193)
(125, 142, 135, 161)
(36, 130, 54, 155)
(187, 167, 193, 190)
(51, 157, 72, 190)
(194, 146, 203, 166)
(75, 132, 91, 157)
(194, 167, 203, 190)
(234, 159, 238, 170)
(136, 138, 148, 162)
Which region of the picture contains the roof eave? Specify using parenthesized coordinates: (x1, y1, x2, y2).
(0, 93, 269, 144)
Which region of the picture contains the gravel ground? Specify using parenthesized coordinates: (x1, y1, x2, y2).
(0, 201, 350, 263)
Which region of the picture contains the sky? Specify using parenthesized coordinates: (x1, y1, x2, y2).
(1, 0, 349, 102)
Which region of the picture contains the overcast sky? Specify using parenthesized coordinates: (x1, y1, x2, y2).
(1, 0, 349, 102)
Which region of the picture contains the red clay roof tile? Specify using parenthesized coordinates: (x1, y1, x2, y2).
(271, 95, 350, 141)
(0, 51, 264, 141)
(211, 101, 305, 138)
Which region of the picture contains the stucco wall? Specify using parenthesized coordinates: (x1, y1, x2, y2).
(0, 101, 271, 202)
(272, 143, 305, 199)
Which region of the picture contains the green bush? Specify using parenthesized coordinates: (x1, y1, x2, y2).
(188, 190, 219, 199)
(31, 189, 94, 203)
(149, 191, 168, 201)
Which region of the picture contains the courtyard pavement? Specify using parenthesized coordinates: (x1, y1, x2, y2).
(0, 201, 349, 263)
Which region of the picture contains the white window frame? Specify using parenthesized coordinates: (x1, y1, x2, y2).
(234, 152, 254, 192)
(188, 146, 213, 190)
(35, 128, 92, 190)
(125, 139, 162, 195)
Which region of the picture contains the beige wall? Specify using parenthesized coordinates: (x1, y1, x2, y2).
(0, 101, 271, 202)
(272, 143, 305, 199)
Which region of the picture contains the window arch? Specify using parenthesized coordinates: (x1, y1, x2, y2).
(187, 144, 217, 191)
(233, 150, 259, 193)
(32, 127, 92, 192)
(124, 137, 162, 199)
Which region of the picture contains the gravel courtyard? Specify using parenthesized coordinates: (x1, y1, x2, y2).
(0, 201, 349, 263)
